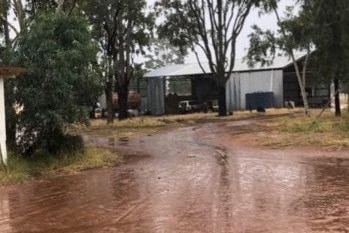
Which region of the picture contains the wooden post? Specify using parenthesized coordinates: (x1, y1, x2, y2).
(0, 67, 26, 166)
(0, 76, 8, 165)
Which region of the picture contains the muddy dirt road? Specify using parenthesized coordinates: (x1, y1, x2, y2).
(0, 120, 348, 233)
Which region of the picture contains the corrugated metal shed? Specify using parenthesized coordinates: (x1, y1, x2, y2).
(144, 55, 305, 78)
(144, 54, 307, 115)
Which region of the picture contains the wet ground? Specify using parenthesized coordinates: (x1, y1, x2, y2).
(0, 120, 349, 233)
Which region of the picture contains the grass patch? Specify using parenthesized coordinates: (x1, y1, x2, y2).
(72, 109, 292, 139)
(0, 147, 121, 186)
(71, 117, 168, 138)
(280, 111, 349, 134)
(255, 110, 349, 149)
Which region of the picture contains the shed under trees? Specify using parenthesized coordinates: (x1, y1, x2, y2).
(144, 55, 330, 115)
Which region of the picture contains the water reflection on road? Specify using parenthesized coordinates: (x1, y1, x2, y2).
(0, 122, 348, 232)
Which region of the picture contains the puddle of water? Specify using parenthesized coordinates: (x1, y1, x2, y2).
(1, 123, 348, 232)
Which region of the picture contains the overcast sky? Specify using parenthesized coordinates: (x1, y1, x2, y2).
(6, 0, 298, 64)
(234, 0, 297, 59)
(146, 0, 298, 63)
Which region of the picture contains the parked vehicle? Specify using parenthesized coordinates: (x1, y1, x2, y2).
(178, 100, 206, 113)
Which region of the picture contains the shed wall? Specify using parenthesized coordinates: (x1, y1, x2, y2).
(226, 70, 283, 111)
(147, 77, 165, 115)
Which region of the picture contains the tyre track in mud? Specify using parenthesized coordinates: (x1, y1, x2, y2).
(0, 119, 348, 233)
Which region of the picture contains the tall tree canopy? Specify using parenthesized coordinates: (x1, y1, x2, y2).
(305, 0, 349, 116)
(144, 38, 186, 71)
(156, 0, 273, 116)
(246, 3, 314, 114)
(0, 0, 11, 49)
(83, 0, 154, 121)
(248, 0, 349, 116)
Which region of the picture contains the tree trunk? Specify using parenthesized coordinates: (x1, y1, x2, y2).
(2, 0, 10, 48)
(56, 0, 65, 14)
(105, 81, 114, 124)
(218, 84, 227, 116)
(13, 0, 26, 31)
(3, 19, 10, 48)
(334, 78, 341, 117)
(117, 86, 128, 120)
(273, 7, 309, 115)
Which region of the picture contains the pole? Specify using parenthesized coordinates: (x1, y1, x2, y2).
(0, 76, 8, 165)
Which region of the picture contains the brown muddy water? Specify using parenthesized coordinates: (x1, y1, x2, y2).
(0, 121, 348, 233)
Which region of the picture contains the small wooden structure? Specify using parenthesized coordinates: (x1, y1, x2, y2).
(0, 67, 26, 165)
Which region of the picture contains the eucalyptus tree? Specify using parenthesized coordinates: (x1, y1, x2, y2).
(83, 0, 154, 122)
(1, 0, 56, 44)
(144, 38, 186, 71)
(246, 3, 313, 114)
(7, 0, 80, 33)
(305, 0, 349, 117)
(156, 0, 274, 116)
(0, 0, 11, 48)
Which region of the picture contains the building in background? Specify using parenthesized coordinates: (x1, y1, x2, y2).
(144, 55, 330, 115)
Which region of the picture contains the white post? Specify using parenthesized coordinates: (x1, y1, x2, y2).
(0, 76, 8, 165)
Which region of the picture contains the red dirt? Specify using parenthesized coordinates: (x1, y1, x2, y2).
(0, 118, 348, 233)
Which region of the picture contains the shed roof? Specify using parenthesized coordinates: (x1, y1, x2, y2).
(144, 54, 305, 78)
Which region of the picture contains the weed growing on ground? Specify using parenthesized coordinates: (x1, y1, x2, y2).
(0, 148, 121, 185)
(257, 111, 349, 148)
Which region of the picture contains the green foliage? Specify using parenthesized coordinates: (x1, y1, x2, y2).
(246, 25, 278, 67)
(307, 0, 349, 80)
(246, 2, 316, 115)
(25, 0, 58, 16)
(156, 0, 279, 64)
(0, 0, 9, 55)
(82, 0, 154, 120)
(0, 148, 121, 185)
(144, 38, 186, 70)
(155, 1, 193, 55)
(12, 12, 100, 154)
(44, 134, 84, 155)
(156, 0, 278, 116)
(294, 0, 349, 116)
(246, 5, 313, 67)
(0, 153, 31, 184)
(84, 0, 154, 56)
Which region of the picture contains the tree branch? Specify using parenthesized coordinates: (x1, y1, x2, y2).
(0, 16, 19, 35)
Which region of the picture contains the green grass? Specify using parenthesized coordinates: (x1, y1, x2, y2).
(0, 147, 121, 186)
(279, 111, 349, 134)
(72, 109, 293, 139)
(255, 110, 349, 149)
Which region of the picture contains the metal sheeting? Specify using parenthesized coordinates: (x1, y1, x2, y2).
(144, 55, 304, 78)
(144, 63, 210, 78)
(147, 77, 165, 115)
(226, 70, 283, 111)
(144, 55, 303, 114)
